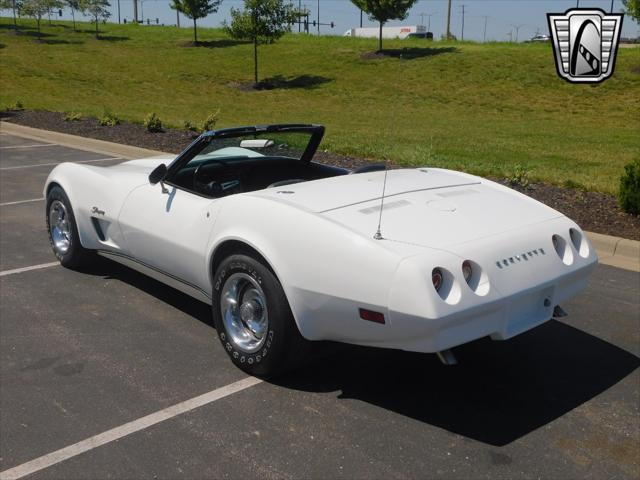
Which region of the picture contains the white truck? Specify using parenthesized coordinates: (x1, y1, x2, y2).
(343, 25, 426, 39)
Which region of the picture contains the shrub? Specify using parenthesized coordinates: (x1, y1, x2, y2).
(507, 164, 531, 189)
(144, 112, 162, 133)
(99, 111, 120, 126)
(201, 110, 220, 132)
(64, 112, 82, 121)
(8, 100, 24, 111)
(562, 179, 585, 190)
(619, 158, 640, 216)
(183, 120, 200, 132)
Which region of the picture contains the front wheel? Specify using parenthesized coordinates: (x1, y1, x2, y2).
(46, 185, 93, 268)
(212, 253, 308, 377)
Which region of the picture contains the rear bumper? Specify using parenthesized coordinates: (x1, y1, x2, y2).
(382, 264, 593, 353)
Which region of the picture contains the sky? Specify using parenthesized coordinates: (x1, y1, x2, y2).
(5, 0, 640, 42)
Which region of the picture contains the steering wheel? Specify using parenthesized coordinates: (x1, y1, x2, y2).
(193, 162, 241, 197)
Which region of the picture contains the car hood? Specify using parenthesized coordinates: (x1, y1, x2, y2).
(255, 169, 563, 249)
(108, 156, 175, 174)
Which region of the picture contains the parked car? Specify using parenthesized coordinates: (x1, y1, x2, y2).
(530, 34, 550, 42)
(44, 124, 597, 376)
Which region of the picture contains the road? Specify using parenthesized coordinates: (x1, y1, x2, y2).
(0, 132, 638, 479)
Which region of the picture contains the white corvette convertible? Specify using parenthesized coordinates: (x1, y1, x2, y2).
(45, 124, 597, 375)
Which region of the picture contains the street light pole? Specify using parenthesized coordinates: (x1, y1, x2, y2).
(510, 24, 524, 42)
(427, 14, 435, 33)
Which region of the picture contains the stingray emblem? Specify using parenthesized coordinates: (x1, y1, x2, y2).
(547, 8, 623, 83)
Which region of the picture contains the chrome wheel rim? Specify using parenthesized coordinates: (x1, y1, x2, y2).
(49, 200, 71, 255)
(220, 273, 269, 353)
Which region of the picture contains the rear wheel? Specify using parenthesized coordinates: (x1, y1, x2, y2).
(46, 186, 93, 268)
(212, 253, 308, 377)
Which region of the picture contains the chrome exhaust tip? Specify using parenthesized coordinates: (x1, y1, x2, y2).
(436, 349, 458, 366)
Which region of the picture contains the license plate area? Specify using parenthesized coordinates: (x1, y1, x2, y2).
(504, 286, 555, 338)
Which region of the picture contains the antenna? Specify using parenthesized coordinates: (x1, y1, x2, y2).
(374, 165, 388, 240)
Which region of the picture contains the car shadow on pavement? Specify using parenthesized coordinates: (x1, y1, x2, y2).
(83, 256, 213, 325)
(82, 258, 639, 447)
(272, 321, 640, 447)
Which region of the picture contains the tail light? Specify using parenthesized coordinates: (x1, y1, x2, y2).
(432, 268, 443, 292)
(462, 260, 473, 284)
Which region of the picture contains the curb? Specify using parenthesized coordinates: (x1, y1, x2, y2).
(586, 232, 639, 273)
(2, 122, 638, 273)
(1, 121, 168, 160)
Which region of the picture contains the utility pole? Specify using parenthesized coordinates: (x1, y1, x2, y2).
(298, 0, 301, 32)
(117, 0, 121, 23)
(576, 0, 580, 7)
(482, 15, 488, 42)
(360, 9, 363, 28)
(133, 0, 138, 23)
(610, 0, 614, 12)
(460, 4, 466, 41)
(507, 30, 512, 42)
(176, 10, 180, 27)
(510, 24, 524, 42)
(445, 0, 452, 40)
(317, 0, 320, 35)
(419, 12, 426, 26)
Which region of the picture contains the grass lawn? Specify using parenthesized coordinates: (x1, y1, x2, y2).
(1, 18, 639, 194)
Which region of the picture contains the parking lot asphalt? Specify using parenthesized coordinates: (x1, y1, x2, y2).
(0, 132, 639, 479)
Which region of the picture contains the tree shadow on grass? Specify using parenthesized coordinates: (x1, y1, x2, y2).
(97, 35, 129, 42)
(19, 30, 55, 39)
(0, 43, 5, 49)
(181, 39, 251, 48)
(362, 46, 458, 60)
(230, 75, 333, 91)
(38, 38, 84, 45)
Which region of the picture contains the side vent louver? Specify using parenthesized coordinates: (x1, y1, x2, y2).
(91, 217, 106, 241)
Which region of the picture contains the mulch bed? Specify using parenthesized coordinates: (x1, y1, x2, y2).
(2, 109, 638, 240)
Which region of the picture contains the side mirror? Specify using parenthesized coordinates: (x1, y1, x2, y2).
(149, 163, 168, 185)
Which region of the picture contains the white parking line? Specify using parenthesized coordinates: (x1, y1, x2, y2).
(0, 156, 121, 171)
(0, 143, 57, 150)
(0, 376, 263, 480)
(0, 262, 60, 277)
(0, 198, 44, 207)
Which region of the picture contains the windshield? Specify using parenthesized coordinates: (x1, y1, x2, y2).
(189, 131, 313, 167)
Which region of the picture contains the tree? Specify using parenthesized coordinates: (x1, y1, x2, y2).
(225, 0, 298, 85)
(65, 0, 80, 30)
(0, 0, 23, 31)
(622, 0, 640, 22)
(21, 0, 49, 39)
(170, 0, 222, 43)
(350, 0, 418, 51)
(80, 0, 110, 39)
